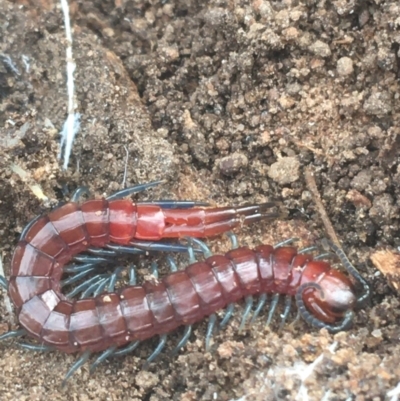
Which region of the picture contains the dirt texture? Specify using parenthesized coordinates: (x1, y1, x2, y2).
(1, 0, 400, 400)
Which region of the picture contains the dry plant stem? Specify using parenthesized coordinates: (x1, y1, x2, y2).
(59, 0, 79, 170)
(304, 167, 340, 247)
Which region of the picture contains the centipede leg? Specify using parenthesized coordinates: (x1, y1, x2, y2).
(313, 252, 333, 260)
(66, 274, 108, 298)
(63, 350, 91, 385)
(278, 295, 292, 331)
(64, 262, 103, 274)
(289, 311, 301, 328)
(61, 267, 96, 287)
(187, 241, 197, 264)
(266, 293, 280, 326)
(226, 231, 239, 249)
(151, 261, 159, 279)
(93, 277, 112, 297)
(129, 266, 136, 285)
(274, 238, 299, 248)
(80, 276, 109, 299)
(113, 340, 140, 357)
(145, 334, 168, 365)
(19, 214, 41, 241)
(90, 345, 117, 374)
(138, 200, 209, 209)
(106, 180, 163, 201)
(87, 247, 118, 257)
(250, 293, 268, 325)
(205, 313, 217, 352)
(20, 343, 54, 352)
(71, 186, 91, 202)
(73, 255, 108, 264)
(171, 325, 192, 356)
(220, 303, 235, 328)
(108, 241, 196, 254)
(166, 256, 178, 272)
(108, 266, 124, 292)
(238, 296, 254, 333)
(0, 329, 26, 341)
(187, 237, 212, 258)
(298, 246, 317, 254)
(0, 275, 7, 289)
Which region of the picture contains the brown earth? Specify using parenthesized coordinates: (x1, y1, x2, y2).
(1, 1, 400, 400)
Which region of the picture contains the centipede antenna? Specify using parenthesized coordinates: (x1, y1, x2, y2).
(61, 267, 96, 287)
(226, 231, 239, 249)
(108, 266, 123, 293)
(20, 343, 54, 352)
(129, 266, 136, 286)
(151, 261, 159, 279)
(250, 293, 267, 325)
(278, 295, 292, 331)
(171, 325, 192, 356)
(63, 350, 91, 386)
(113, 340, 140, 357)
(166, 256, 178, 272)
(188, 237, 212, 258)
(90, 345, 117, 374)
(19, 214, 41, 240)
(239, 296, 254, 333)
(205, 313, 217, 352)
(66, 274, 107, 298)
(0, 275, 7, 289)
(106, 180, 163, 201)
(274, 238, 300, 249)
(298, 246, 318, 254)
(266, 293, 280, 326)
(71, 186, 91, 202)
(0, 329, 26, 341)
(325, 240, 371, 307)
(138, 200, 210, 209)
(295, 282, 354, 333)
(220, 303, 235, 328)
(146, 334, 168, 365)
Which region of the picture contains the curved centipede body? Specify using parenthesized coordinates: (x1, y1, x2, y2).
(0, 181, 370, 382)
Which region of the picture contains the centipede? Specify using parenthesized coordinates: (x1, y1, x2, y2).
(0, 181, 370, 383)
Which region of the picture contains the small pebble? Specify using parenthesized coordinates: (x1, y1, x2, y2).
(309, 40, 331, 58)
(337, 57, 354, 76)
(219, 152, 248, 175)
(268, 157, 300, 185)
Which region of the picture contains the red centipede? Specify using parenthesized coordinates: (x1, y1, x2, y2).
(0, 181, 370, 383)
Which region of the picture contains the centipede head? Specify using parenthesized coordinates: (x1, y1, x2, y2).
(301, 270, 357, 324)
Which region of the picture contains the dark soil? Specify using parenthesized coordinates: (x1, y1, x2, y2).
(1, 1, 400, 400)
